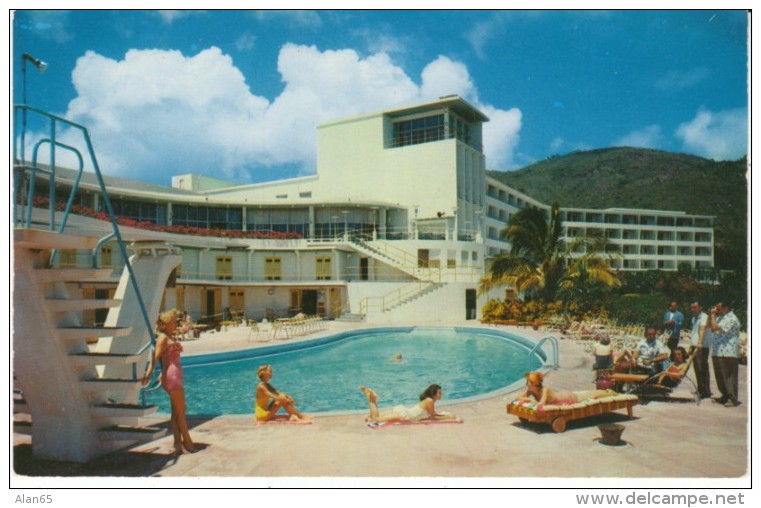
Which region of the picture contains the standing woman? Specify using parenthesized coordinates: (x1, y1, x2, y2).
(142, 309, 197, 454)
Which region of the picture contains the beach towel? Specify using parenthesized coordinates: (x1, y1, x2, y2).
(254, 415, 313, 425)
(366, 419, 463, 429)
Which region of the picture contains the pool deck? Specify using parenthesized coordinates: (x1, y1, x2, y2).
(12, 320, 750, 487)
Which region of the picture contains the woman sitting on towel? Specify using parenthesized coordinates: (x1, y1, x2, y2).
(358, 384, 458, 423)
(255, 364, 312, 422)
(518, 371, 617, 411)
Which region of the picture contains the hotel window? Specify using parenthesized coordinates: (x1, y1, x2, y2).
(216, 256, 233, 280)
(58, 250, 78, 267)
(265, 257, 282, 280)
(300, 191, 312, 198)
(391, 114, 445, 148)
(228, 289, 245, 312)
(100, 245, 113, 268)
(316, 256, 332, 280)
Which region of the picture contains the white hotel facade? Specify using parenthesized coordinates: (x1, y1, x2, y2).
(38, 96, 715, 324)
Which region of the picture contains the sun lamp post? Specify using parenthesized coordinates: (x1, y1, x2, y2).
(20, 52, 47, 163)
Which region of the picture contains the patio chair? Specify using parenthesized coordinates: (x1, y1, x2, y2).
(610, 350, 699, 403)
(248, 321, 268, 342)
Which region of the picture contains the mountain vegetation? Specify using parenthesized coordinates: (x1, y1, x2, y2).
(488, 147, 748, 273)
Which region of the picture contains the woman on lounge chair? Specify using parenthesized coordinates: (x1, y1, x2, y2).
(518, 371, 617, 411)
(358, 384, 458, 423)
(650, 346, 692, 388)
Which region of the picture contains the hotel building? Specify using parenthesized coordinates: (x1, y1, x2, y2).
(19, 96, 714, 326)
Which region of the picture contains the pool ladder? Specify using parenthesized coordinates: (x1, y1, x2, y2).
(527, 335, 559, 371)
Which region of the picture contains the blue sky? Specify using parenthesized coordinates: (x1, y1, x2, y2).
(12, 9, 749, 186)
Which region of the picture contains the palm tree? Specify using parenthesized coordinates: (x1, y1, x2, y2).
(558, 239, 622, 311)
(479, 203, 565, 300)
(480, 204, 621, 305)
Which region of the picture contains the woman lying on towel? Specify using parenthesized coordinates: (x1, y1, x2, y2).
(517, 371, 618, 411)
(358, 384, 458, 423)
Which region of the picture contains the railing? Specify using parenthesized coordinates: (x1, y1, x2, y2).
(358, 281, 441, 315)
(13, 104, 157, 379)
(527, 335, 560, 372)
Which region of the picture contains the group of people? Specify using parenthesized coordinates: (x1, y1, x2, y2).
(141, 309, 459, 453)
(591, 300, 742, 407)
(140, 299, 742, 454)
(254, 363, 458, 424)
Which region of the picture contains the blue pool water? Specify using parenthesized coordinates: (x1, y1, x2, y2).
(145, 327, 543, 415)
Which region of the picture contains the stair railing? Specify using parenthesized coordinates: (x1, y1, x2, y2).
(13, 105, 157, 380)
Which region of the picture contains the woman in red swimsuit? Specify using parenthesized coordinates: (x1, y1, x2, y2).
(142, 309, 196, 454)
(517, 371, 617, 411)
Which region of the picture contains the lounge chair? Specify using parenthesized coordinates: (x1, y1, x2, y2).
(248, 321, 269, 342)
(270, 321, 292, 340)
(507, 393, 639, 433)
(610, 351, 699, 403)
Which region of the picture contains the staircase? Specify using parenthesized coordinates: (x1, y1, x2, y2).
(348, 236, 442, 283)
(381, 282, 445, 313)
(13, 229, 181, 462)
(335, 313, 366, 323)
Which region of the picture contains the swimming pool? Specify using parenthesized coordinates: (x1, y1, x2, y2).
(145, 327, 545, 415)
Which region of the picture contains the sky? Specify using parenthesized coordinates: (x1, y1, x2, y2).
(12, 9, 749, 187)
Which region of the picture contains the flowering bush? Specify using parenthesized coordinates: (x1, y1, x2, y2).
(31, 196, 303, 240)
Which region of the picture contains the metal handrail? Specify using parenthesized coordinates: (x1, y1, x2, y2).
(359, 280, 440, 314)
(13, 104, 156, 378)
(527, 335, 560, 371)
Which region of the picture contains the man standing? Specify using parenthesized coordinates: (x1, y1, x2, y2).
(631, 327, 670, 374)
(689, 301, 713, 399)
(663, 301, 684, 353)
(707, 302, 742, 407)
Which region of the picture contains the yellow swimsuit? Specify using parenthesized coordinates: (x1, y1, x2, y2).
(255, 401, 273, 419)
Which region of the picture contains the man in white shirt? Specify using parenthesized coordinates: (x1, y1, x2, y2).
(689, 301, 713, 399)
(707, 302, 742, 407)
(631, 327, 670, 374)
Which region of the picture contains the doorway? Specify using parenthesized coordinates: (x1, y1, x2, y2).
(465, 289, 477, 320)
(301, 290, 318, 315)
(360, 257, 369, 280)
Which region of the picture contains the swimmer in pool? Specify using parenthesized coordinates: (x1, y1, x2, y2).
(358, 384, 458, 423)
(517, 371, 617, 411)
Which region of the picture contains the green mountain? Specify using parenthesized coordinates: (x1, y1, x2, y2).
(487, 147, 748, 271)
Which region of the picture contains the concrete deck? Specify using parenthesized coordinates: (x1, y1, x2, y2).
(12, 321, 750, 487)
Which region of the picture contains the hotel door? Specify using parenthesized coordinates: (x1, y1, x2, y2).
(205, 288, 221, 321)
(302, 290, 318, 315)
(466, 289, 477, 320)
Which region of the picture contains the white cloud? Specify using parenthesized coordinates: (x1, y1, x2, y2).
(614, 125, 663, 149)
(350, 28, 408, 58)
(253, 10, 322, 28)
(464, 16, 505, 60)
(655, 68, 710, 92)
(156, 11, 193, 25)
(235, 34, 256, 52)
(58, 45, 523, 182)
(675, 108, 748, 160)
(24, 11, 73, 43)
(548, 137, 591, 155)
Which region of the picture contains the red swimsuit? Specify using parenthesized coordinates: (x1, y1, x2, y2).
(160, 341, 184, 392)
